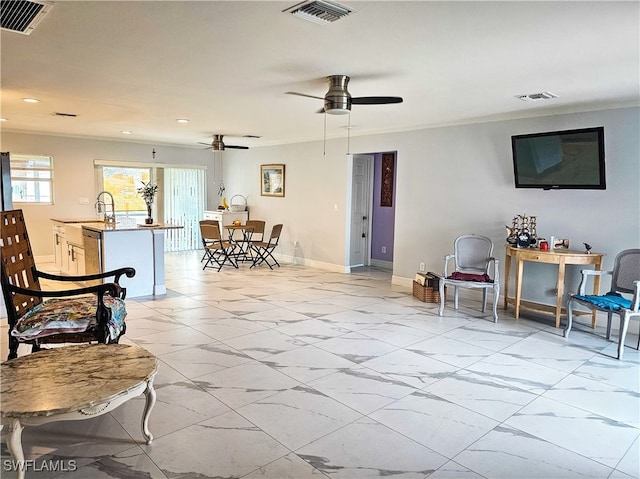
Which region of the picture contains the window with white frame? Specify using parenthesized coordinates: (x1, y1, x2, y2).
(94, 160, 206, 251)
(10, 154, 54, 204)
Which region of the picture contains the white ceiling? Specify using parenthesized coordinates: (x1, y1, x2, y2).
(1, 1, 638, 149)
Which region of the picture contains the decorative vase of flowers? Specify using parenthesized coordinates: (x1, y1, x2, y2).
(137, 181, 158, 224)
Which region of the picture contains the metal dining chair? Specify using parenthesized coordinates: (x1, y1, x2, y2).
(250, 224, 283, 269)
(200, 220, 238, 271)
(243, 220, 266, 262)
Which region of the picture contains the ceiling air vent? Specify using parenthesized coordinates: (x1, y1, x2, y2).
(284, 0, 353, 25)
(1, 0, 54, 35)
(516, 91, 558, 102)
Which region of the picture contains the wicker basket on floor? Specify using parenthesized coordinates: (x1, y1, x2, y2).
(413, 281, 442, 303)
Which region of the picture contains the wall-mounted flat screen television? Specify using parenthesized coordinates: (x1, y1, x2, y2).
(511, 127, 605, 190)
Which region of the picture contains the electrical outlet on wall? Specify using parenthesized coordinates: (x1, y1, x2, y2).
(419, 262, 425, 272)
(381, 246, 386, 254)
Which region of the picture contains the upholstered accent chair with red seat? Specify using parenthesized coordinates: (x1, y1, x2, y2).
(438, 234, 500, 322)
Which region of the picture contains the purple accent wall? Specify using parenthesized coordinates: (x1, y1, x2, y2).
(371, 152, 396, 262)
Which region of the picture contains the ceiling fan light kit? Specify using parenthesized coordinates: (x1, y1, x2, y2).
(211, 135, 225, 151)
(324, 75, 352, 114)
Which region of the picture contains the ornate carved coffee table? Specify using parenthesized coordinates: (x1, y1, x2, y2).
(1, 344, 158, 479)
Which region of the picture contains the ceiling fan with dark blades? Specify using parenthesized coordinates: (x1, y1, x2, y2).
(287, 75, 403, 115)
(198, 134, 249, 151)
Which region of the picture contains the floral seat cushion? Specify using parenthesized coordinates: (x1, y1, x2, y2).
(11, 295, 127, 341)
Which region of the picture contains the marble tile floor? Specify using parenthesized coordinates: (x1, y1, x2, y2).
(1, 250, 639, 479)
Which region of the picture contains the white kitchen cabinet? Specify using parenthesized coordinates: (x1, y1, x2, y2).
(203, 210, 248, 237)
(66, 243, 85, 276)
(52, 220, 106, 276)
(64, 223, 87, 276)
(52, 221, 69, 272)
(50, 219, 179, 298)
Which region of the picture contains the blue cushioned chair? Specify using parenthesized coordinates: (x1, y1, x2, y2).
(564, 249, 640, 359)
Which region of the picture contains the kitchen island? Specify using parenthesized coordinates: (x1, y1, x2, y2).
(51, 219, 182, 298)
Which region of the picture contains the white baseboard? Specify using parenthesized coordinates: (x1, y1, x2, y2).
(392, 275, 414, 289)
(278, 254, 397, 274)
(370, 259, 393, 270)
(36, 255, 55, 264)
(277, 254, 350, 273)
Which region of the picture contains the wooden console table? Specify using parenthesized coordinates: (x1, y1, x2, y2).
(504, 245, 604, 328)
(1, 344, 158, 479)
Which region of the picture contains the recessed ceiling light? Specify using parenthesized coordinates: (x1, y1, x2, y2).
(121, 130, 132, 135)
(22, 98, 40, 103)
(176, 118, 190, 123)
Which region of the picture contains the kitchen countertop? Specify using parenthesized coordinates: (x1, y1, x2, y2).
(51, 218, 106, 224)
(51, 218, 182, 232)
(82, 222, 183, 233)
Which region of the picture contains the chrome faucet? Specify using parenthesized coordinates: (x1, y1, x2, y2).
(95, 191, 116, 223)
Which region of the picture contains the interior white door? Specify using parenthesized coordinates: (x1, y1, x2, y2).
(349, 155, 372, 267)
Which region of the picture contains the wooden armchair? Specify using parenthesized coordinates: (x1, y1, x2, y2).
(1, 210, 135, 359)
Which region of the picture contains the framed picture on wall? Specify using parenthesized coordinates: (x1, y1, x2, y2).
(261, 164, 285, 197)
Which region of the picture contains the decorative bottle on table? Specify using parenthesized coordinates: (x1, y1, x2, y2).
(137, 181, 158, 225)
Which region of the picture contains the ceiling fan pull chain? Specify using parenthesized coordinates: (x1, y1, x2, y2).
(323, 112, 327, 157)
(347, 112, 351, 155)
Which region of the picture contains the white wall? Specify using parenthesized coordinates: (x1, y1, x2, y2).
(222, 139, 350, 270)
(3, 106, 639, 306)
(0, 134, 215, 255)
(223, 106, 640, 304)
